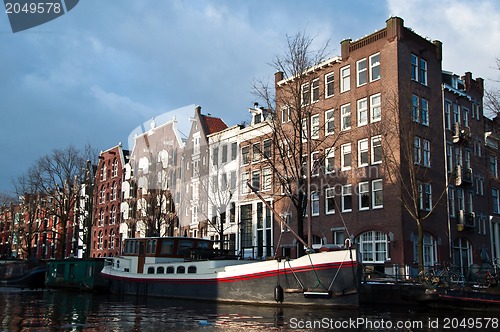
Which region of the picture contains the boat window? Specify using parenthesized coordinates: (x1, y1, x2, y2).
(176, 266, 185, 274)
(146, 239, 157, 254)
(166, 266, 174, 274)
(197, 241, 210, 249)
(188, 266, 197, 274)
(157, 266, 165, 274)
(160, 239, 174, 255)
(56, 264, 65, 277)
(177, 240, 194, 256)
(147, 267, 154, 274)
(125, 241, 131, 254)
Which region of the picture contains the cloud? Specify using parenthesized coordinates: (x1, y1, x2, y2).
(386, 0, 500, 85)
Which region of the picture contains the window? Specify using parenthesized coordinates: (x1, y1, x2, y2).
(311, 79, 319, 102)
(411, 54, 418, 81)
(475, 177, 484, 196)
(251, 171, 260, 191)
(455, 146, 463, 166)
(240, 172, 249, 194)
(453, 104, 460, 125)
(371, 136, 382, 164)
(421, 98, 429, 126)
(325, 109, 335, 135)
(490, 155, 498, 178)
(325, 72, 334, 97)
(112, 159, 118, 177)
(252, 143, 261, 163)
(311, 114, 320, 139)
(110, 205, 116, 224)
(446, 144, 453, 172)
(369, 53, 380, 81)
(241, 146, 249, 165)
(370, 93, 381, 122)
(419, 58, 427, 85)
(340, 65, 350, 92)
(356, 58, 367, 86)
(212, 147, 219, 166)
(230, 171, 237, 191)
(359, 182, 370, 210)
(372, 179, 383, 208)
(325, 187, 335, 214)
(448, 188, 455, 217)
(262, 168, 272, 191)
(311, 192, 320, 216)
(341, 103, 351, 131)
(413, 233, 437, 267)
(414, 137, 421, 164)
(258, 140, 269, 161)
(358, 139, 369, 167)
(341, 143, 352, 170)
(301, 83, 309, 105)
(358, 231, 388, 263)
(457, 188, 464, 211)
(422, 139, 431, 167)
(332, 230, 345, 246)
(357, 98, 368, 127)
(444, 101, 452, 130)
(412, 94, 419, 122)
(463, 107, 469, 128)
(493, 188, 500, 214)
(231, 142, 237, 161)
(311, 151, 320, 177)
(281, 107, 290, 123)
(342, 184, 352, 212)
(325, 148, 335, 174)
(419, 182, 432, 211)
(301, 118, 308, 141)
(222, 145, 228, 163)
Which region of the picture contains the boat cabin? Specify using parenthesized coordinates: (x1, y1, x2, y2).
(123, 237, 214, 259)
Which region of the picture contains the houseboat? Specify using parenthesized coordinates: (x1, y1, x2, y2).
(45, 258, 108, 291)
(101, 237, 360, 307)
(0, 259, 46, 289)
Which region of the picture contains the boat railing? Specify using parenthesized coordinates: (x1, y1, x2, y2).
(185, 248, 239, 261)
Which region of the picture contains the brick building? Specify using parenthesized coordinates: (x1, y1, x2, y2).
(272, 16, 491, 276)
(91, 144, 129, 257)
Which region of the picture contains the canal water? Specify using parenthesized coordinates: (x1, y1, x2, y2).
(0, 287, 498, 331)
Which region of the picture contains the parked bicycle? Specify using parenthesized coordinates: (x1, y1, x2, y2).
(418, 263, 465, 287)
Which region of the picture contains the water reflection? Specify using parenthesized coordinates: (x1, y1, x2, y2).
(0, 287, 497, 331)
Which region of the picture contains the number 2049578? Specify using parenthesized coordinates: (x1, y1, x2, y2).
(5, 2, 62, 14)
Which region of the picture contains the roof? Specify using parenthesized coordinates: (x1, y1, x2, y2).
(200, 115, 228, 135)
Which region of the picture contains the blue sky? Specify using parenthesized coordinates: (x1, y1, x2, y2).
(1, 0, 499, 194)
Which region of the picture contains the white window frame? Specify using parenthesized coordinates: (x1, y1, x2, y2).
(311, 114, 320, 139)
(372, 179, 383, 209)
(341, 184, 352, 212)
(325, 148, 335, 174)
(448, 187, 455, 217)
(423, 139, 431, 167)
(281, 106, 290, 123)
(240, 172, 249, 195)
(311, 191, 320, 216)
(357, 98, 368, 127)
(370, 93, 381, 122)
(325, 109, 334, 135)
(411, 53, 418, 81)
(262, 168, 272, 191)
(493, 188, 500, 214)
(341, 103, 351, 131)
(311, 78, 320, 103)
(356, 58, 367, 87)
(325, 72, 334, 98)
(340, 65, 350, 93)
(371, 135, 382, 165)
(358, 139, 369, 167)
(421, 97, 429, 126)
(301, 82, 309, 106)
(358, 181, 370, 211)
(419, 58, 428, 85)
(325, 187, 335, 214)
(369, 53, 380, 82)
(341, 143, 352, 171)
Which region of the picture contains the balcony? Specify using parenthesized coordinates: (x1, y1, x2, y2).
(452, 122, 470, 144)
(458, 210, 475, 230)
(454, 165, 473, 187)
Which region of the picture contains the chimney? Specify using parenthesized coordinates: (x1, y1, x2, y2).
(340, 39, 351, 61)
(275, 71, 284, 85)
(432, 40, 442, 61)
(195, 105, 202, 116)
(386, 16, 404, 40)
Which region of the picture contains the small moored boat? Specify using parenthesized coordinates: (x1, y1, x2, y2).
(101, 237, 360, 307)
(45, 258, 108, 291)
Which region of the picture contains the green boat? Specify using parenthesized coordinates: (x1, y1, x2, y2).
(45, 258, 109, 291)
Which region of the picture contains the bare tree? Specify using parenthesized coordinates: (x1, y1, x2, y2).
(253, 32, 342, 257)
(484, 58, 500, 116)
(378, 86, 449, 272)
(27, 145, 90, 259)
